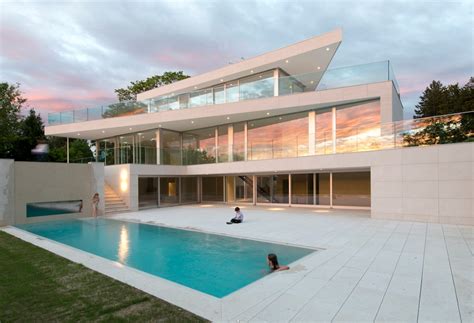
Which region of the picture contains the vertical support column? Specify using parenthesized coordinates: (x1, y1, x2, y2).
(156, 130, 161, 165)
(157, 177, 161, 207)
(198, 177, 202, 203)
(288, 173, 292, 207)
(308, 111, 316, 156)
(228, 124, 233, 162)
(273, 69, 279, 97)
(66, 137, 70, 164)
(332, 107, 336, 154)
(252, 175, 257, 205)
(313, 173, 317, 205)
(95, 140, 99, 162)
(244, 122, 248, 161)
(215, 127, 218, 163)
(329, 172, 333, 208)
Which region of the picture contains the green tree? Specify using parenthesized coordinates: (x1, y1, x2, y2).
(114, 71, 190, 102)
(414, 80, 447, 118)
(0, 82, 25, 158)
(15, 109, 46, 161)
(48, 137, 94, 163)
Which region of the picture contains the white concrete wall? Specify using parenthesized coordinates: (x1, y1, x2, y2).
(110, 143, 473, 225)
(104, 164, 133, 209)
(372, 143, 474, 225)
(10, 162, 103, 224)
(0, 159, 15, 226)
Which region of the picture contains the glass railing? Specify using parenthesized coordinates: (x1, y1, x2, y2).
(48, 61, 399, 125)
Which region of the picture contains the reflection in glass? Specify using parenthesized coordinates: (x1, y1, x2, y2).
(332, 172, 370, 207)
(214, 85, 225, 104)
(315, 173, 330, 205)
(138, 177, 158, 208)
(239, 71, 274, 100)
(181, 177, 198, 203)
(160, 177, 180, 205)
(315, 109, 333, 155)
(161, 129, 181, 165)
(257, 175, 289, 203)
(98, 139, 116, 165)
(235, 175, 253, 203)
(182, 127, 216, 164)
(248, 113, 308, 160)
(291, 174, 313, 205)
(119, 135, 134, 164)
(233, 122, 245, 161)
(217, 125, 228, 163)
(135, 130, 157, 164)
(225, 82, 239, 103)
(336, 100, 380, 153)
(202, 177, 224, 201)
(189, 89, 213, 107)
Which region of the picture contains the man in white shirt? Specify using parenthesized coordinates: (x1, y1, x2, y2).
(227, 207, 244, 224)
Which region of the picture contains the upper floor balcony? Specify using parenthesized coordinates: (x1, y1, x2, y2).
(47, 61, 400, 126)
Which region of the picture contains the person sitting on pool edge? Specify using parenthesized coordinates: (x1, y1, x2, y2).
(226, 207, 244, 224)
(267, 253, 289, 272)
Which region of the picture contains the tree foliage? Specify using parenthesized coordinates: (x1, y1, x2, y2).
(414, 77, 474, 118)
(114, 71, 190, 102)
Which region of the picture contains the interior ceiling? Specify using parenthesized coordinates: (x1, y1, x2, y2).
(50, 97, 373, 140)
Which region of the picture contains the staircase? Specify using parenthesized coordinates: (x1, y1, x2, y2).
(104, 184, 129, 215)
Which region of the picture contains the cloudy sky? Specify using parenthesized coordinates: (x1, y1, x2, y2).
(1, 0, 472, 120)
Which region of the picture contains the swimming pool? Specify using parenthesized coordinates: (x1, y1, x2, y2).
(16, 218, 314, 298)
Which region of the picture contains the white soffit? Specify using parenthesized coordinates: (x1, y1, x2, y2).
(137, 28, 343, 101)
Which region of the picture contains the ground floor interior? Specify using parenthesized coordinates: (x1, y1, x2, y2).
(137, 170, 370, 209)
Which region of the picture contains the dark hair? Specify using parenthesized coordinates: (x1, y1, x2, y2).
(268, 253, 279, 270)
(234, 207, 240, 212)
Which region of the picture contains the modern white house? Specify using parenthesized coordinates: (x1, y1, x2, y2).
(44, 28, 474, 225)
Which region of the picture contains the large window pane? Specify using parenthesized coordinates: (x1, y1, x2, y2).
(202, 177, 224, 201)
(118, 135, 134, 164)
(315, 173, 330, 205)
(233, 122, 245, 161)
(257, 175, 289, 204)
(235, 175, 253, 203)
(138, 177, 158, 208)
(181, 177, 198, 203)
(217, 125, 228, 163)
(239, 71, 274, 100)
(98, 139, 115, 165)
(160, 177, 179, 205)
(225, 82, 239, 103)
(291, 174, 313, 205)
(336, 100, 380, 153)
(332, 172, 370, 207)
(160, 129, 181, 165)
(214, 85, 225, 104)
(182, 127, 216, 164)
(248, 113, 308, 160)
(189, 89, 213, 107)
(135, 130, 157, 164)
(315, 109, 333, 155)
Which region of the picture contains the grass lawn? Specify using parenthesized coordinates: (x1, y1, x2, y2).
(0, 231, 207, 322)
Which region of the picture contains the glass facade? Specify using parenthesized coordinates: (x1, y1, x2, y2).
(291, 174, 314, 205)
(235, 175, 253, 203)
(257, 175, 289, 204)
(138, 177, 158, 208)
(233, 122, 245, 161)
(201, 177, 224, 202)
(315, 109, 333, 155)
(315, 173, 330, 205)
(248, 112, 308, 160)
(160, 177, 180, 205)
(135, 130, 157, 164)
(332, 172, 370, 207)
(181, 177, 198, 203)
(161, 129, 181, 165)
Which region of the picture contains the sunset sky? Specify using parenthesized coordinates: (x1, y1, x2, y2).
(1, 0, 472, 120)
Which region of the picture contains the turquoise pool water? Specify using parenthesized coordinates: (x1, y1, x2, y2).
(16, 219, 314, 298)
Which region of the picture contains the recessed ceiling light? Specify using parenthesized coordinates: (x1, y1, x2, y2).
(326, 47, 330, 51)
(229, 83, 233, 86)
(120, 136, 124, 139)
(310, 81, 314, 84)
(77, 133, 80, 136)
(129, 127, 132, 130)
(279, 117, 282, 120)
(102, 130, 105, 133)
(250, 70, 254, 73)
(266, 112, 270, 115)
(220, 79, 224, 82)
(194, 86, 197, 89)
(226, 117, 230, 120)
(191, 121, 194, 124)
(138, 133, 142, 135)
(259, 75, 262, 78)
(317, 66, 321, 70)
(158, 124, 162, 127)
(285, 59, 289, 63)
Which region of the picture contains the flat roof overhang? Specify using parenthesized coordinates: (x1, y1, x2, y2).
(137, 28, 343, 101)
(44, 81, 394, 140)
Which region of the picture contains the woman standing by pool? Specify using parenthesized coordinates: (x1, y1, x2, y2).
(92, 193, 100, 217)
(267, 253, 289, 272)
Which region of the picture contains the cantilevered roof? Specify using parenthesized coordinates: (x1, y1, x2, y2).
(137, 28, 342, 101)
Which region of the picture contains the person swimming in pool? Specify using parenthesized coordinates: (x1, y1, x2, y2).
(267, 253, 289, 272)
(226, 207, 244, 224)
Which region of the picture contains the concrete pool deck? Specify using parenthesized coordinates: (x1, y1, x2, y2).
(4, 205, 473, 322)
